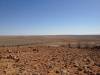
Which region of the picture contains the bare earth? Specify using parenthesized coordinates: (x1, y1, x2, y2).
(0, 35, 100, 75)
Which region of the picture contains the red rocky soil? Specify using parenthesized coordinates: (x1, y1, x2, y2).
(0, 45, 100, 75)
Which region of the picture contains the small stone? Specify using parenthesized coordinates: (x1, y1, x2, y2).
(7, 55, 13, 59)
(32, 73, 40, 75)
(74, 61, 79, 67)
(77, 67, 83, 71)
(95, 63, 100, 67)
(55, 70, 59, 74)
(96, 73, 100, 75)
(33, 48, 39, 52)
(61, 69, 69, 75)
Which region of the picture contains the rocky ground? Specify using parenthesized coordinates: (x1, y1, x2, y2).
(0, 45, 100, 75)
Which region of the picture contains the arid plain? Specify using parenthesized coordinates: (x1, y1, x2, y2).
(0, 35, 100, 75)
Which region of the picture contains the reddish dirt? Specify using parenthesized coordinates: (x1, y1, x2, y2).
(0, 45, 100, 75)
(0, 35, 100, 75)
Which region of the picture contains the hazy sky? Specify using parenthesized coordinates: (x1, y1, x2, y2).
(0, 0, 100, 35)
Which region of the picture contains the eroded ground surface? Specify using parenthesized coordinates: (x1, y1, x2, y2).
(0, 45, 100, 75)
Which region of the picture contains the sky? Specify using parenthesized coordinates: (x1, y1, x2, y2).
(0, 0, 100, 35)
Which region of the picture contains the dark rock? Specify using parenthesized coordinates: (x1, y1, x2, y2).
(96, 73, 100, 75)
